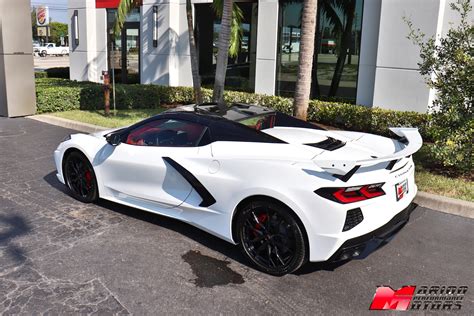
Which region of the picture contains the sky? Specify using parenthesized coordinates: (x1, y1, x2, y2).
(31, 0, 69, 24)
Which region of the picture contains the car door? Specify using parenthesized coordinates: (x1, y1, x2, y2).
(97, 118, 211, 212)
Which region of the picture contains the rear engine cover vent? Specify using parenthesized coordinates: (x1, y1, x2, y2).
(343, 208, 364, 231)
(306, 137, 345, 151)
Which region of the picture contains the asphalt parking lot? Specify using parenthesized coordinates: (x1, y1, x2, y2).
(0, 117, 473, 314)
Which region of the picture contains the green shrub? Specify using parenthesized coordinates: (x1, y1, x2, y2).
(35, 78, 435, 143)
(406, 0, 473, 174)
(35, 67, 70, 79)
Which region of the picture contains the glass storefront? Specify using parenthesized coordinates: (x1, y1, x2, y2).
(276, 0, 364, 100)
(106, 8, 140, 84)
(195, 2, 258, 92)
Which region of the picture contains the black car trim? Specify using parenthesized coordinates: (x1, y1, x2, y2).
(332, 165, 360, 182)
(390, 161, 409, 173)
(385, 159, 399, 170)
(163, 157, 216, 207)
(328, 203, 417, 262)
(306, 137, 346, 151)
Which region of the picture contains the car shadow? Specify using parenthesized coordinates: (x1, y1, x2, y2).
(44, 171, 356, 276)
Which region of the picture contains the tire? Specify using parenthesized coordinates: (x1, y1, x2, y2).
(63, 151, 99, 203)
(40, 51, 47, 57)
(236, 200, 307, 276)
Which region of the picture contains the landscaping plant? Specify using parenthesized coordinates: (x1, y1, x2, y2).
(406, 0, 473, 175)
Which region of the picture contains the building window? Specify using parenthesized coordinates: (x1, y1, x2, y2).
(195, 2, 258, 93)
(106, 8, 141, 84)
(276, 0, 364, 101)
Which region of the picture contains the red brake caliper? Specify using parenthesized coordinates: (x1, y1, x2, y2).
(84, 170, 92, 188)
(253, 213, 268, 236)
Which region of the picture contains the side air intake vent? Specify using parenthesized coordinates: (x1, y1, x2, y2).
(306, 137, 345, 151)
(343, 208, 364, 231)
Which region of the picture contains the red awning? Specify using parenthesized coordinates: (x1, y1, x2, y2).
(96, 0, 121, 8)
(96, 0, 142, 9)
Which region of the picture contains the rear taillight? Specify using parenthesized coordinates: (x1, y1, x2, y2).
(315, 183, 385, 204)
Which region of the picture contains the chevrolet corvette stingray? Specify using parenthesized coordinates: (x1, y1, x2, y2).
(54, 103, 422, 275)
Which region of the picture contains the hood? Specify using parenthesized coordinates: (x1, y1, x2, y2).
(90, 127, 126, 139)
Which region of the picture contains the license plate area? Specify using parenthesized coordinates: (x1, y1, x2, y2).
(395, 179, 409, 201)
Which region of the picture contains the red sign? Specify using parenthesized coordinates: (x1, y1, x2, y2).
(36, 6, 49, 26)
(369, 286, 416, 311)
(96, 0, 121, 8)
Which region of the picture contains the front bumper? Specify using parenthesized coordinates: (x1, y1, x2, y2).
(328, 203, 417, 262)
(54, 149, 65, 184)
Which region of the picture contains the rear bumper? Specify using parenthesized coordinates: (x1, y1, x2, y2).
(328, 203, 417, 262)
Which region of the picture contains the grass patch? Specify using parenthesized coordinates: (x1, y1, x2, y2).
(49, 109, 165, 128)
(415, 165, 473, 202)
(413, 144, 473, 201)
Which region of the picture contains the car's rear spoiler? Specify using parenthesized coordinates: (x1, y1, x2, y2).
(314, 128, 423, 182)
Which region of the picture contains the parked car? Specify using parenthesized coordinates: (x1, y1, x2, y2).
(54, 103, 422, 275)
(37, 43, 69, 57)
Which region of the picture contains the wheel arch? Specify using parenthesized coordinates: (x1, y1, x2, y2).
(61, 147, 94, 178)
(230, 195, 310, 255)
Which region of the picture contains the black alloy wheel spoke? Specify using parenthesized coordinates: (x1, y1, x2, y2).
(242, 207, 296, 271)
(67, 157, 94, 198)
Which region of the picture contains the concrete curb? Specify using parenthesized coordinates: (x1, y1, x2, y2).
(27, 114, 109, 134)
(27, 114, 474, 219)
(414, 191, 474, 219)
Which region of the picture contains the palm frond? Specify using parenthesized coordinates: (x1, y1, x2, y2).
(213, 0, 244, 58)
(229, 3, 243, 57)
(321, 0, 343, 35)
(114, 0, 138, 35)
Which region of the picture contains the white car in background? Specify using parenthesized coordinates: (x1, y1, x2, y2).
(36, 43, 69, 57)
(53, 103, 422, 275)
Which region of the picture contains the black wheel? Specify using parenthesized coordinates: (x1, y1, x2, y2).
(236, 200, 307, 276)
(63, 151, 98, 203)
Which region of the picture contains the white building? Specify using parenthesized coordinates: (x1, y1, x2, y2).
(68, 0, 466, 113)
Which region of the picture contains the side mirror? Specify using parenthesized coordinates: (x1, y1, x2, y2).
(105, 132, 123, 146)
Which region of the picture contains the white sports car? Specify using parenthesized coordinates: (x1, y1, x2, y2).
(54, 103, 422, 275)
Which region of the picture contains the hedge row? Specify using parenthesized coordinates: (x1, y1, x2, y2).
(35, 67, 70, 79)
(35, 78, 434, 141)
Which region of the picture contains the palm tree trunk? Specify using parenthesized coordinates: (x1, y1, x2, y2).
(328, 0, 355, 97)
(310, 7, 322, 98)
(213, 0, 233, 111)
(186, 0, 203, 104)
(293, 0, 318, 120)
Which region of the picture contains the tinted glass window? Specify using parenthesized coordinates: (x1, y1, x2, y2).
(276, 0, 364, 101)
(237, 114, 276, 130)
(126, 119, 207, 147)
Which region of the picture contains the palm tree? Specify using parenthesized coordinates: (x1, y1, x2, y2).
(328, 0, 355, 96)
(293, 0, 318, 120)
(212, 0, 244, 59)
(186, 0, 203, 104)
(212, 0, 243, 110)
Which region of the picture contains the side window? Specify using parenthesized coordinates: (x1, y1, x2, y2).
(47, 44, 53, 48)
(125, 119, 208, 147)
(238, 114, 275, 131)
